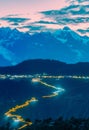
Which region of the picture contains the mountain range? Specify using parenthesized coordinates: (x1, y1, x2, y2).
(0, 27, 89, 66)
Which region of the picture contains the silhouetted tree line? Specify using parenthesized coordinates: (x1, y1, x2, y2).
(1, 59, 89, 76)
(1, 117, 89, 130)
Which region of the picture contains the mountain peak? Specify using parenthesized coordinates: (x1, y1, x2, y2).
(63, 26, 71, 31)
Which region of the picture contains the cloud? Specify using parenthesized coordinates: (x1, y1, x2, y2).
(67, 0, 89, 4)
(0, 0, 89, 36)
(6, 14, 21, 17)
(19, 25, 46, 33)
(0, 17, 30, 24)
(35, 20, 58, 24)
(23, 25, 45, 30)
(10, 22, 19, 26)
(41, 3, 89, 25)
(77, 28, 89, 34)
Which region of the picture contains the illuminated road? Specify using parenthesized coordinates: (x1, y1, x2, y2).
(2, 74, 89, 129)
(5, 97, 38, 130)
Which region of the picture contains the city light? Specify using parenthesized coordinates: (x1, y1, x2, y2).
(4, 73, 89, 129)
(31, 78, 40, 83)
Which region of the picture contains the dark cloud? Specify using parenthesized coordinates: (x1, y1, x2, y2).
(55, 17, 89, 25)
(77, 28, 89, 34)
(71, 5, 89, 15)
(42, 4, 89, 16)
(41, 3, 89, 25)
(0, 17, 30, 24)
(10, 22, 19, 26)
(67, 0, 89, 3)
(35, 20, 58, 24)
(6, 14, 20, 17)
(22, 25, 45, 30)
(42, 5, 79, 15)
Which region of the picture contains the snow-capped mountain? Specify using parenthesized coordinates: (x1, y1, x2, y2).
(0, 27, 89, 66)
(53, 26, 89, 44)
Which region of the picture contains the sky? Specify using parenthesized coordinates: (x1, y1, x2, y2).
(0, 0, 66, 15)
(0, 0, 89, 35)
(0, 0, 89, 66)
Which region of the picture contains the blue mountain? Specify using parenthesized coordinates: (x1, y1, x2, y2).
(0, 27, 89, 66)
